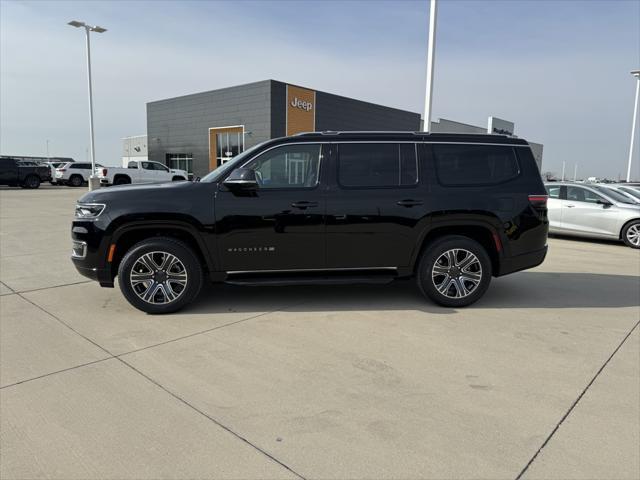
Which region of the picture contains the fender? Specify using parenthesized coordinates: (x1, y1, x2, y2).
(407, 211, 504, 272)
(108, 219, 217, 277)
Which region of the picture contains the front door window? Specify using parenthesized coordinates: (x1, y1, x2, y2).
(246, 144, 322, 189)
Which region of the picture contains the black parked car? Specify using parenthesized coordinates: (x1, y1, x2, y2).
(71, 132, 549, 314)
(0, 157, 52, 189)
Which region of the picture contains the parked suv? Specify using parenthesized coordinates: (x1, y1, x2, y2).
(55, 162, 103, 187)
(71, 132, 549, 314)
(0, 157, 51, 188)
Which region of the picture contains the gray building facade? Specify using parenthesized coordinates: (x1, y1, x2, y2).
(147, 80, 421, 177)
(147, 80, 543, 177)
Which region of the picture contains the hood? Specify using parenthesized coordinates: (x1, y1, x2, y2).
(616, 202, 640, 211)
(78, 180, 200, 204)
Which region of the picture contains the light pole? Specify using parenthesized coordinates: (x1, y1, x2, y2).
(68, 20, 107, 190)
(561, 161, 566, 181)
(626, 70, 640, 182)
(573, 163, 578, 182)
(46, 139, 50, 161)
(423, 0, 438, 132)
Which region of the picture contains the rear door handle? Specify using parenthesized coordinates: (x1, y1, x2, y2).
(291, 201, 318, 210)
(566, 204, 575, 208)
(396, 199, 424, 207)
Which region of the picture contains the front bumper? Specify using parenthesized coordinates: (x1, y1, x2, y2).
(71, 260, 114, 287)
(71, 217, 115, 288)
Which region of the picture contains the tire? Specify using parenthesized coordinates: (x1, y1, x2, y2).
(114, 176, 131, 185)
(23, 175, 40, 189)
(118, 237, 203, 314)
(416, 235, 492, 308)
(622, 220, 640, 249)
(172, 176, 186, 182)
(69, 175, 84, 187)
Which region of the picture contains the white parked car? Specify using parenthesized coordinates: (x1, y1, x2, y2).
(545, 182, 640, 248)
(97, 160, 188, 186)
(614, 184, 640, 203)
(55, 162, 103, 187)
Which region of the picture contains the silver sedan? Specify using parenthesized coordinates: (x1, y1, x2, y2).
(544, 182, 640, 248)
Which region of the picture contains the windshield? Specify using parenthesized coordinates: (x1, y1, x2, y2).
(200, 142, 266, 183)
(592, 185, 636, 204)
(619, 186, 640, 200)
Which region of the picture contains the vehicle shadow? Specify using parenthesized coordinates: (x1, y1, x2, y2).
(184, 271, 640, 315)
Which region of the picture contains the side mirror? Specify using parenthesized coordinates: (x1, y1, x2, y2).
(223, 168, 258, 191)
(597, 199, 612, 207)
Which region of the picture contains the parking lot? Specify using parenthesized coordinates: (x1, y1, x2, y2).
(0, 186, 638, 479)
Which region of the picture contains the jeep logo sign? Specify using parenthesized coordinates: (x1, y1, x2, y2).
(291, 97, 313, 111)
(286, 85, 316, 135)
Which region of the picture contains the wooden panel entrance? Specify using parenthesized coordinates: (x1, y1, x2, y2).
(208, 126, 244, 171)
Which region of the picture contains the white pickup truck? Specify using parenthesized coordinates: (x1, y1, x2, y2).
(98, 160, 189, 186)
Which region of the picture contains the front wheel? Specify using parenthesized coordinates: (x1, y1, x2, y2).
(416, 235, 492, 307)
(118, 237, 203, 314)
(622, 221, 640, 249)
(23, 175, 40, 189)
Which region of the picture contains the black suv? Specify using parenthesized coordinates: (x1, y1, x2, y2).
(71, 132, 548, 313)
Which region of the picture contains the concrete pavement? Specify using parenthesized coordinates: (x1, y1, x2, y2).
(1, 186, 638, 479)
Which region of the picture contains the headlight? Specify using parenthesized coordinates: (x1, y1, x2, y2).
(75, 203, 105, 218)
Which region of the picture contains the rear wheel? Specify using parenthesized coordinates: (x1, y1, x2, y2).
(114, 176, 131, 185)
(172, 176, 186, 182)
(622, 221, 640, 249)
(23, 175, 40, 189)
(118, 237, 203, 314)
(416, 235, 492, 307)
(69, 175, 83, 187)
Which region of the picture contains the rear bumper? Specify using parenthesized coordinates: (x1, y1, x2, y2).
(496, 246, 547, 277)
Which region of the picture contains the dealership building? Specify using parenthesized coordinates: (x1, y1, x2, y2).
(140, 79, 542, 177)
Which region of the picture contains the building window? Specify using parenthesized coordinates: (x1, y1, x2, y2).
(166, 153, 193, 173)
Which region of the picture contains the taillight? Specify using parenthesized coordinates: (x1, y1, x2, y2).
(102, 168, 107, 176)
(528, 195, 548, 208)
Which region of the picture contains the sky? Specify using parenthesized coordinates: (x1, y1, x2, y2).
(1, 0, 639, 179)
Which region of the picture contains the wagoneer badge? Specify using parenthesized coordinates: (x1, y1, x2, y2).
(227, 247, 276, 253)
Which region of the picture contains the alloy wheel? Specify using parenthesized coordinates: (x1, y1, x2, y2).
(431, 248, 483, 298)
(626, 224, 640, 246)
(129, 251, 188, 304)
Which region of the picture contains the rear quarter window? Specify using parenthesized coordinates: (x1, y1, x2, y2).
(546, 185, 561, 198)
(433, 144, 520, 186)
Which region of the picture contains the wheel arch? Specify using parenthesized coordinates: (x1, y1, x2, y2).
(411, 219, 502, 276)
(107, 221, 215, 282)
(113, 174, 132, 184)
(620, 217, 640, 239)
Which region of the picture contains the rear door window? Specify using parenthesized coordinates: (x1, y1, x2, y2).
(433, 144, 520, 186)
(337, 143, 418, 188)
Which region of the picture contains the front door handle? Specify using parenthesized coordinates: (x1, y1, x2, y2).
(566, 204, 575, 208)
(291, 201, 318, 210)
(396, 199, 424, 207)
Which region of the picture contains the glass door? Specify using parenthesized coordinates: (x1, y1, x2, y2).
(216, 131, 243, 164)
